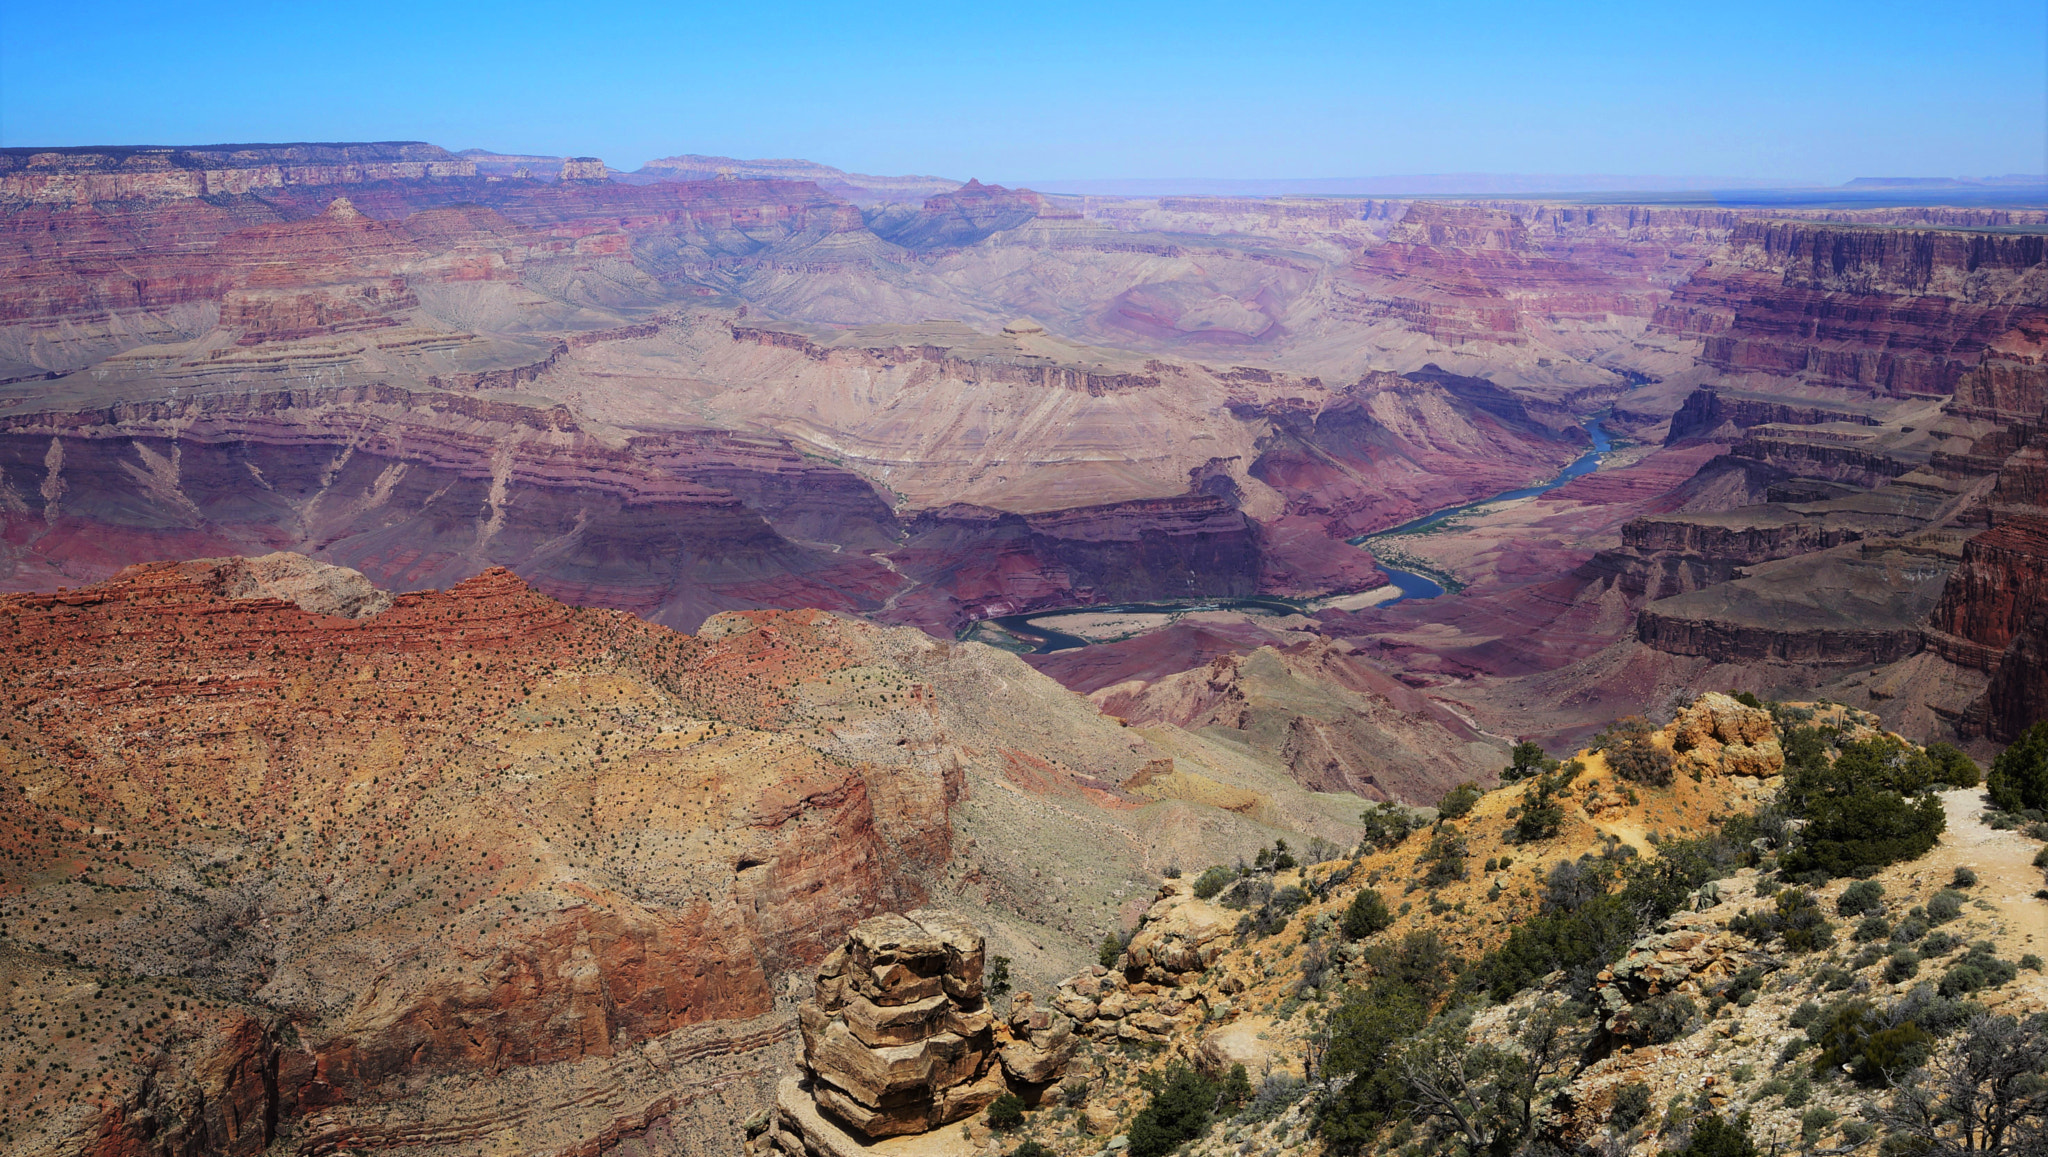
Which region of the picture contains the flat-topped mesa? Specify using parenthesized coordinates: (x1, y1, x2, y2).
(782, 909, 1072, 1146)
(0, 141, 479, 203)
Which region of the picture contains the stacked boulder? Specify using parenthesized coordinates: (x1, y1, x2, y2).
(798, 909, 1003, 1137)
(762, 908, 1077, 1156)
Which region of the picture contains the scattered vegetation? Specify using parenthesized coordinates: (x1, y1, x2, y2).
(1125, 1066, 1220, 1157)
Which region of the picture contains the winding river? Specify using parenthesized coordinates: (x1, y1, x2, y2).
(1361, 413, 1615, 604)
(975, 414, 1615, 653)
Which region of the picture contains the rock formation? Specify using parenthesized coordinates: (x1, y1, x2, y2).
(763, 910, 1073, 1155)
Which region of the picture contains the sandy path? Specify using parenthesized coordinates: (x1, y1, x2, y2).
(1911, 789, 2048, 967)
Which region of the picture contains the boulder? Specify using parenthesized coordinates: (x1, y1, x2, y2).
(999, 993, 1077, 1085)
(1669, 693, 1783, 778)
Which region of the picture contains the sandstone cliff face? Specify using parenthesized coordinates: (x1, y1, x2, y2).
(1336, 203, 1652, 348)
(0, 386, 903, 631)
(1651, 222, 2048, 398)
(1664, 388, 1883, 445)
(0, 143, 478, 204)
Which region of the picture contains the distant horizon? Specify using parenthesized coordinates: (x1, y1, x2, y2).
(7, 139, 2044, 201)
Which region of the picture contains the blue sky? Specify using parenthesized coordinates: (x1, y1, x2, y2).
(2, 0, 2041, 183)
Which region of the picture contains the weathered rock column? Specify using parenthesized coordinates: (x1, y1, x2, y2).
(794, 910, 1007, 1139)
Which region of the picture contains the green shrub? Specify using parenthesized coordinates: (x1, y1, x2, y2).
(1884, 950, 1921, 984)
(1776, 731, 1948, 877)
(1512, 771, 1568, 843)
(1838, 879, 1886, 916)
(1988, 719, 2048, 813)
(1938, 944, 2018, 997)
(1784, 787, 1946, 878)
(1800, 1107, 1840, 1144)
(2023, 954, 2044, 972)
(1220, 1063, 1250, 1110)
(1677, 1112, 1761, 1157)
(1126, 1067, 1217, 1157)
(1598, 717, 1674, 786)
(1009, 1144, 1052, 1157)
(1502, 740, 1555, 783)
(1925, 742, 1980, 787)
(1417, 827, 1469, 887)
(1341, 888, 1393, 940)
(1099, 932, 1124, 969)
(1610, 1083, 1653, 1131)
(1191, 865, 1234, 900)
(1728, 888, 1834, 953)
(1951, 866, 1978, 888)
(1926, 890, 1965, 924)
(1624, 993, 1698, 1046)
(1811, 998, 1934, 1085)
(1854, 914, 1892, 942)
(987, 1092, 1025, 1130)
(1858, 1024, 1934, 1081)
(1358, 802, 1420, 851)
(1436, 782, 1482, 820)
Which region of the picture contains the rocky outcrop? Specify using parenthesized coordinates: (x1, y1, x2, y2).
(1042, 881, 1232, 1049)
(183, 550, 394, 617)
(794, 911, 1008, 1139)
(1665, 388, 1882, 445)
(1667, 692, 1784, 778)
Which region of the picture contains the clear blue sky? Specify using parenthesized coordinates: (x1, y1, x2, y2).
(2, 0, 2041, 183)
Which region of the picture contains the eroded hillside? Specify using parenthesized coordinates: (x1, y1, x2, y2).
(845, 695, 2048, 1157)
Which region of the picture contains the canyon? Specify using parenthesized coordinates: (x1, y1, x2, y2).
(3, 139, 2048, 1156)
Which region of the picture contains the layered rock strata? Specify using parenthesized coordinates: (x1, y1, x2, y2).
(767, 910, 1073, 1155)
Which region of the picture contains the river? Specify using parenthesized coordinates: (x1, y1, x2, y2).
(1360, 413, 1615, 605)
(969, 414, 1616, 653)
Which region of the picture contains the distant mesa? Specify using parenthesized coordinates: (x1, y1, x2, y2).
(1001, 318, 1045, 336)
(558, 157, 608, 181)
(323, 196, 362, 219)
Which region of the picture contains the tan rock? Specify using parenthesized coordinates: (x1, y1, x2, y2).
(795, 910, 1005, 1140)
(843, 992, 952, 1048)
(1125, 897, 1231, 977)
(1670, 693, 1783, 778)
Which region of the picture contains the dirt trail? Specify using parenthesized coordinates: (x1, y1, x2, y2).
(1911, 788, 2048, 963)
